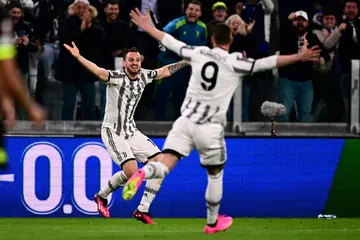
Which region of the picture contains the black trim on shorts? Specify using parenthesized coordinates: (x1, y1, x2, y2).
(120, 158, 136, 168)
(200, 161, 227, 168)
(162, 149, 183, 160)
(147, 152, 161, 160)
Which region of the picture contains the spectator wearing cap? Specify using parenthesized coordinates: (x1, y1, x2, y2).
(338, 0, 360, 121)
(155, 0, 206, 120)
(57, 0, 105, 120)
(206, 1, 228, 47)
(311, 9, 346, 122)
(277, 10, 317, 122)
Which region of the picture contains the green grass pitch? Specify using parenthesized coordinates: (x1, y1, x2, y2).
(0, 218, 359, 240)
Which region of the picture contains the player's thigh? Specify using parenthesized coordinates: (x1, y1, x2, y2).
(163, 116, 195, 159)
(194, 123, 227, 167)
(127, 130, 161, 164)
(101, 127, 136, 168)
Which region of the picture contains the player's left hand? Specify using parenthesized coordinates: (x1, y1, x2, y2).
(129, 8, 151, 30)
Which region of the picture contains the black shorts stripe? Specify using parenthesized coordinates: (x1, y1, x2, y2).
(147, 152, 161, 160)
(120, 158, 136, 168)
(162, 148, 183, 160)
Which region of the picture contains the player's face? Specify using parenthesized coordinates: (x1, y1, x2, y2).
(105, 4, 119, 22)
(213, 8, 227, 22)
(229, 18, 241, 35)
(9, 7, 21, 24)
(185, 3, 201, 22)
(322, 15, 336, 30)
(124, 52, 141, 75)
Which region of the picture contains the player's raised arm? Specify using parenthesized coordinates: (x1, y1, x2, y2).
(154, 60, 189, 80)
(63, 42, 109, 82)
(234, 34, 320, 74)
(130, 8, 195, 60)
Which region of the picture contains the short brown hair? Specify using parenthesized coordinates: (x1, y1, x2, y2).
(123, 47, 141, 59)
(212, 23, 231, 45)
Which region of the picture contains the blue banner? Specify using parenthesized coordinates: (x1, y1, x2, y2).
(0, 137, 344, 218)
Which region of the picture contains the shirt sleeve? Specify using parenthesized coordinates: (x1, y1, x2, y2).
(161, 33, 196, 61)
(231, 53, 277, 74)
(106, 70, 124, 85)
(141, 69, 157, 84)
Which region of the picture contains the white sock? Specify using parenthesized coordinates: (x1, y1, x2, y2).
(98, 171, 127, 199)
(142, 162, 169, 179)
(205, 170, 223, 226)
(137, 178, 163, 213)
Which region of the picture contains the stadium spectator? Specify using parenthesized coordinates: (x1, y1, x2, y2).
(226, 14, 252, 121)
(156, 0, 206, 120)
(338, 0, 360, 121)
(7, 1, 37, 119)
(2, 0, 34, 10)
(242, 0, 275, 121)
(311, 9, 346, 122)
(207, 1, 228, 46)
(277, 10, 316, 122)
(57, 0, 105, 120)
(99, 0, 139, 119)
(33, 0, 60, 106)
(233, 1, 245, 17)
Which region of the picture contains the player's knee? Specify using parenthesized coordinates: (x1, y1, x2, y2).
(121, 159, 138, 178)
(206, 164, 225, 176)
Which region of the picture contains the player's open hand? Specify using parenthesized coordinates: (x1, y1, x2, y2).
(298, 33, 321, 62)
(63, 41, 80, 59)
(129, 8, 151, 30)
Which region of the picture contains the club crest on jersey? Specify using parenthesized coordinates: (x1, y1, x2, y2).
(147, 70, 156, 80)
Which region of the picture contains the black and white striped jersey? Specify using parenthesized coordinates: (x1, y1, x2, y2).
(161, 34, 278, 126)
(102, 68, 157, 139)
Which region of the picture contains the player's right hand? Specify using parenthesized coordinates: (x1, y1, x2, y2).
(129, 8, 151, 30)
(64, 41, 80, 59)
(298, 34, 321, 62)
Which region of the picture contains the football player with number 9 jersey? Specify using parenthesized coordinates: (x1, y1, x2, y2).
(123, 8, 320, 234)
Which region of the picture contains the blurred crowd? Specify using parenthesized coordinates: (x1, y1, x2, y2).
(5, 0, 360, 122)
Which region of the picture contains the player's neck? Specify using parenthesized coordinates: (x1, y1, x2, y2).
(213, 44, 229, 52)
